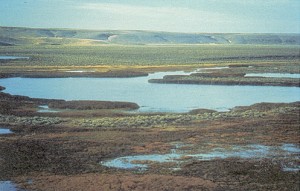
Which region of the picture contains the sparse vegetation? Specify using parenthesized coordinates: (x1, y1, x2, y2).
(0, 28, 299, 190)
(0, 44, 299, 68)
(48, 100, 139, 110)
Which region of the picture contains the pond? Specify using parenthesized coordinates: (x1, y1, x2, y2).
(0, 70, 299, 112)
(0, 56, 29, 60)
(101, 144, 300, 171)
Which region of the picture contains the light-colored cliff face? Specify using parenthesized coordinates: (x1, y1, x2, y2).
(1, 26, 299, 46)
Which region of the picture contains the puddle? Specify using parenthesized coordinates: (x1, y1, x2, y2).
(101, 144, 300, 171)
(0, 128, 12, 135)
(0, 181, 25, 191)
(37, 105, 60, 113)
(65, 70, 95, 73)
(245, 73, 300, 78)
(0, 56, 29, 60)
(190, 145, 272, 160)
(282, 166, 300, 172)
(195, 66, 229, 72)
(101, 143, 184, 170)
(102, 153, 182, 170)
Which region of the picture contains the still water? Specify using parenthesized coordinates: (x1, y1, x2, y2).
(245, 73, 300, 78)
(0, 56, 29, 60)
(0, 71, 299, 112)
(101, 144, 300, 171)
(0, 181, 25, 191)
(0, 128, 12, 135)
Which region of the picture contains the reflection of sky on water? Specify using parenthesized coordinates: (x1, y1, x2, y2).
(0, 69, 299, 113)
(245, 73, 300, 78)
(102, 144, 300, 171)
(0, 56, 29, 60)
(0, 181, 25, 191)
(0, 128, 12, 134)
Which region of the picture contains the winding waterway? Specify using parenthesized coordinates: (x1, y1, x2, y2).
(0, 70, 299, 112)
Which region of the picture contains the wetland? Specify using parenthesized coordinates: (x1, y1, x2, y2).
(0, 43, 299, 191)
(1, 66, 299, 113)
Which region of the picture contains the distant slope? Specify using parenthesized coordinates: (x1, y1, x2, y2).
(0, 26, 299, 45)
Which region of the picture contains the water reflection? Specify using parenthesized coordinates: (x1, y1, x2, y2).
(37, 105, 60, 113)
(0, 56, 29, 60)
(0, 181, 25, 191)
(0, 70, 299, 113)
(101, 144, 300, 171)
(0, 128, 12, 135)
(245, 73, 300, 78)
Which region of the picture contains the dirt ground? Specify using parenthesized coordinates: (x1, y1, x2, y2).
(0, 99, 299, 190)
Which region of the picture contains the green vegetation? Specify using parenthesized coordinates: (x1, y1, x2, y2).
(0, 44, 299, 67)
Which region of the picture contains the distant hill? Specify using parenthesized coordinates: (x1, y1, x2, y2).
(1, 26, 299, 45)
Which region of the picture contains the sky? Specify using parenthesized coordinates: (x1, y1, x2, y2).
(1, 0, 299, 33)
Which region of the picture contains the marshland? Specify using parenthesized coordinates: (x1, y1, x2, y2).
(0, 26, 299, 191)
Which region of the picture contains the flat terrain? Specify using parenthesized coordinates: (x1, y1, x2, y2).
(0, 40, 299, 190)
(0, 43, 299, 74)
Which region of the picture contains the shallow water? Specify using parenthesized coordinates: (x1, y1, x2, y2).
(0, 181, 24, 191)
(65, 70, 95, 73)
(0, 56, 29, 60)
(245, 73, 300, 78)
(0, 128, 12, 135)
(37, 105, 60, 113)
(195, 66, 229, 71)
(0, 70, 299, 112)
(102, 153, 182, 170)
(101, 144, 300, 171)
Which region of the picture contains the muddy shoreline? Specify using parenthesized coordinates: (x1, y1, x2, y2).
(149, 64, 300, 87)
(149, 77, 300, 87)
(0, 70, 148, 79)
(0, 90, 140, 118)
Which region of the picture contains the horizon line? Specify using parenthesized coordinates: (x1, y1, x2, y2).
(1, 25, 300, 35)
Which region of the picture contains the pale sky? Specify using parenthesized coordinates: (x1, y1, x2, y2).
(1, 0, 299, 33)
